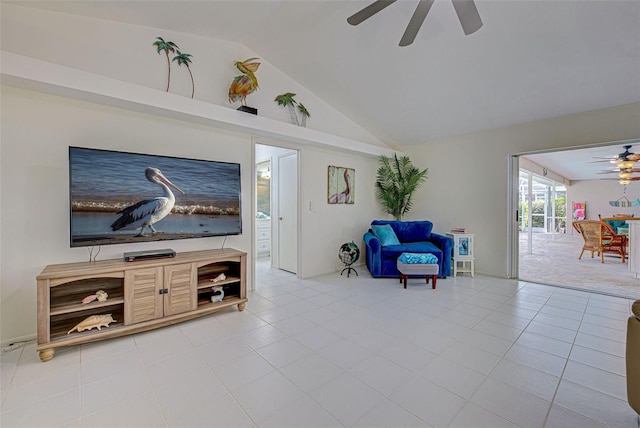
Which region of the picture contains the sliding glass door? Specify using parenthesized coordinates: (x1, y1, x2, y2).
(519, 170, 567, 238)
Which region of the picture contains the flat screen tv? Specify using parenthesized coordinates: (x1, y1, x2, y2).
(69, 146, 242, 247)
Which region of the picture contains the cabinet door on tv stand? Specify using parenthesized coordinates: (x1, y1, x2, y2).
(163, 263, 197, 316)
(124, 267, 163, 325)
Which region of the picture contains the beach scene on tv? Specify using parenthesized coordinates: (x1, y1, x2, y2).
(70, 147, 242, 247)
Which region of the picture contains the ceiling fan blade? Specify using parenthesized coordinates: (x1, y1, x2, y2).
(399, 0, 434, 47)
(347, 0, 397, 26)
(451, 0, 483, 35)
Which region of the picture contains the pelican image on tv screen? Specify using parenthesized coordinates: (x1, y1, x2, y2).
(69, 146, 242, 247)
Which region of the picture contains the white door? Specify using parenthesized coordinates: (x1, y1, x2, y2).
(278, 152, 298, 274)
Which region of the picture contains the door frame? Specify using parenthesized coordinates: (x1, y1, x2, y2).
(507, 154, 519, 279)
(252, 139, 301, 290)
(507, 141, 628, 280)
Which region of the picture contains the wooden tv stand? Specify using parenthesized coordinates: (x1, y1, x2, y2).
(36, 248, 246, 362)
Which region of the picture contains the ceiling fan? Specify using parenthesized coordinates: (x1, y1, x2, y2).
(591, 145, 640, 167)
(347, 0, 483, 47)
(593, 145, 640, 184)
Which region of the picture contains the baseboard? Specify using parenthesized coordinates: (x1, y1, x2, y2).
(1, 334, 36, 353)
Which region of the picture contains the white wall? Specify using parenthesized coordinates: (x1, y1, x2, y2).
(255, 139, 387, 274)
(298, 146, 386, 275)
(568, 179, 640, 220)
(400, 102, 640, 277)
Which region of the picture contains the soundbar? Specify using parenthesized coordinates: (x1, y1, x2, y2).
(123, 249, 176, 262)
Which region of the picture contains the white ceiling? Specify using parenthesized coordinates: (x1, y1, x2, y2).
(524, 139, 640, 181)
(15, 0, 640, 148)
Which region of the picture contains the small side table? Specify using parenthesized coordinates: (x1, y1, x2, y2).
(447, 233, 475, 277)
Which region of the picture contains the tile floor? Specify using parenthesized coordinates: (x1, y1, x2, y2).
(1, 260, 638, 427)
(519, 231, 640, 300)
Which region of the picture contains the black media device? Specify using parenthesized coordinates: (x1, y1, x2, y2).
(123, 249, 176, 262)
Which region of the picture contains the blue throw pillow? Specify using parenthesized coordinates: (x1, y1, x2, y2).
(372, 224, 401, 246)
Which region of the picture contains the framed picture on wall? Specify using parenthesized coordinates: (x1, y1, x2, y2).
(328, 165, 355, 204)
(572, 202, 586, 220)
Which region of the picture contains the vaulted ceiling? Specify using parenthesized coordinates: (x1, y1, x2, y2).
(12, 0, 640, 147)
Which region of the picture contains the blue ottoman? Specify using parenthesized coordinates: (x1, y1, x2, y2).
(396, 253, 439, 289)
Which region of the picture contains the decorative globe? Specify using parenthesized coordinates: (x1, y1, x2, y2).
(339, 242, 360, 266)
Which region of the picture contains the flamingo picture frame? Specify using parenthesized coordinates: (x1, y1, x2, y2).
(328, 165, 355, 205)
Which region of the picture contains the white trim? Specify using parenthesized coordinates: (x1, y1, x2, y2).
(1, 335, 36, 352)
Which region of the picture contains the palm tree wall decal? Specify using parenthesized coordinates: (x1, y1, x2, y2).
(153, 37, 178, 92)
(172, 51, 195, 98)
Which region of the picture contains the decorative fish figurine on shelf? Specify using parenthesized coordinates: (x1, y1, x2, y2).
(67, 314, 115, 334)
(228, 58, 260, 106)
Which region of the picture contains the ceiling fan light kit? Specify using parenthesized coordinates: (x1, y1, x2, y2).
(619, 172, 633, 180)
(347, 0, 483, 47)
(616, 160, 637, 169)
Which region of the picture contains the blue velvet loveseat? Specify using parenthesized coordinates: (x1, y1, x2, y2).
(364, 220, 453, 278)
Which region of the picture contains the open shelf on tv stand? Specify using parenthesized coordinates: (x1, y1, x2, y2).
(37, 248, 247, 362)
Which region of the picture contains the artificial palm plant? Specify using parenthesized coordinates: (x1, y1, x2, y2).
(275, 93, 299, 125)
(274, 92, 311, 127)
(375, 154, 428, 220)
(297, 103, 310, 127)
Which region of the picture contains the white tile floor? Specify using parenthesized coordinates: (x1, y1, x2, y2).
(1, 260, 638, 427)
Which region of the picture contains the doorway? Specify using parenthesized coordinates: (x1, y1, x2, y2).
(517, 168, 569, 280)
(254, 143, 299, 280)
(508, 143, 640, 299)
